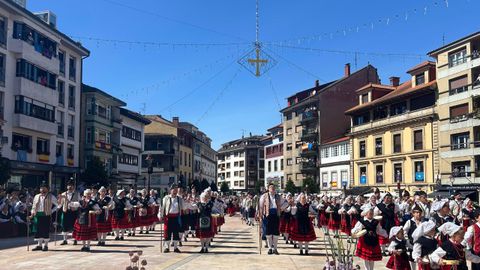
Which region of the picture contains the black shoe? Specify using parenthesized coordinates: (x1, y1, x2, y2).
(273, 249, 279, 255)
(164, 248, 170, 253)
(73, 240, 77, 245)
(199, 248, 204, 253)
(294, 244, 297, 248)
(146, 231, 149, 234)
(97, 241, 102, 246)
(42, 246, 48, 252)
(171, 242, 175, 247)
(85, 247, 91, 252)
(285, 241, 289, 244)
(115, 237, 120, 240)
(139, 231, 143, 234)
(264, 244, 268, 248)
(300, 250, 303, 255)
(60, 240, 68, 245)
(132, 233, 135, 236)
(184, 236, 187, 242)
(174, 248, 181, 253)
(268, 249, 273, 255)
(128, 233, 132, 236)
(81, 246, 86, 252)
(32, 245, 42, 251)
(179, 242, 183, 247)
(204, 248, 209, 253)
(120, 236, 124, 240)
(305, 250, 309, 256)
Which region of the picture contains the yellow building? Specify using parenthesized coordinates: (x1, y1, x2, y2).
(346, 62, 438, 193)
(428, 32, 480, 188)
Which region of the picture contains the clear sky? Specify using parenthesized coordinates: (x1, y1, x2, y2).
(28, 0, 480, 150)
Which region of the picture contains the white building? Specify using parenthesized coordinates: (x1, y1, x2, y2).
(116, 108, 150, 188)
(264, 124, 284, 190)
(319, 137, 351, 190)
(0, 1, 89, 192)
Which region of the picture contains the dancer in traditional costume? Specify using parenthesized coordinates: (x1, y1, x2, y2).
(72, 189, 101, 252)
(386, 226, 411, 270)
(463, 209, 480, 270)
(327, 197, 341, 236)
(404, 203, 425, 270)
(95, 186, 113, 246)
(339, 196, 354, 236)
(280, 193, 294, 244)
(349, 195, 363, 228)
(461, 198, 475, 231)
(375, 192, 400, 255)
(59, 180, 80, 246)
(161, 184, 184, 253)
(258, 183, 284, 255)
(316, 195, 328, 228)
(29, 182, 58, 251)
(138, 189, 153, 235)
(351, 204, 387, 270)
(415, 191, 431, 220)
(449, 192, 463, 223)
(112, 190, 132, 240)
(196, 188, 214, 253)
(411, 220, 438, 270)
(290, 193, 317, 255)
(126, 189, 140, 236)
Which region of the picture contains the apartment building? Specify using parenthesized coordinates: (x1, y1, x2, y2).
(319, 137, 350, 191)
(264, 124, 284, 189)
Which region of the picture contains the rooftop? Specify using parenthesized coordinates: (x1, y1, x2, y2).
(81, 84, 126, 106)
(427, 31, 480, 56)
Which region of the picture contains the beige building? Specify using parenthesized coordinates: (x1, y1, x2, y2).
(346, 63, 438, 193)
(428, 31, 480, 188)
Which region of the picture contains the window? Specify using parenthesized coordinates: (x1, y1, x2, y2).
(375, 137, 383, 156)
(234, 171, 239, 177)
(341, 171, 348, 187)
(239, 181, 244, 187)
(16, 59, 57, 89)
(188, 153, 191, 167)
(286, 143, 292, 151)
(390, 102, 407, 116)
(57, 111, 64, 137)
(274, 160, 278, 171)
(239, 161, 244, 167)
(295, 125, 302, 133)
(179, 151, 183, 165)
(233, 181, 238, 186)
(234, 161, 239, 167)
(14, 95, 55, 122)
(322, 172, 328, 188)
(331, 171, 338, 187)
(321, 147, 330, 158)
(375, 165, 384, 183)
(69, 56, 76, 81)
(86, 127, 93, 144)
(393, 163, 403, 183)
(353, 112, 370, 126)
(56, 142, 63, 157)
(67, 144, 74, 159)
(280, 159, 284, 170)
(0, 53, 5, 86)
(450, 103, 469, 122)
(451, 132, 470, 150)
(449, 75, 468, 95)
(122, 126, 142, 141)
(268, 161, 271, 172)
(414, 161, 424, 181)
(331, 145, 339, 157)
(58, 50, 65, 76)
(287, 128, 292, 135)
(12, 133, 32, 151)
(452, 161, 470, 177)
(449, 48, 467, 67)
(12, 22, 57, 59)
(415, 73, 425, 85)
(393, 134, 402, 153)
(119, 153, 139, 166)
(414, 130, 423, 150)
(373, 106, 388, 120)
(359, 141, 366, 158)
(68, 85, 75, 110)
(361, 94, 368, 104)
(68, 115, 75, 139)
(287, 158, 293, 166)
(0, 16, 6, 47)
(410, 93, 435, 111)
(359, 166, 367, 185)
(226, 162, 231, 169)
(36, 138, 50, 155)
(226, 172, 231, 178)
(58, 80, 65, 105)
(286, 113, 292, 120)
(239, 171, 245, 177)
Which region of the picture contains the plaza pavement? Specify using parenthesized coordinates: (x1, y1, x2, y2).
(0, 215, 391, 270)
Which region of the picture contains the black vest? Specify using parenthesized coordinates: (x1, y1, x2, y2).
(440, 240, 467, 270)
(359, 219, 379, 247)
(96, 196, 111, 222)
(416, 236, 438, 257)
(113, 197, 126, 219)
(78, 199, 97, 225)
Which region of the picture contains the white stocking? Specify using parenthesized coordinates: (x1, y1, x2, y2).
(272, 235, 279, 250)
(363, 260, 374, 270)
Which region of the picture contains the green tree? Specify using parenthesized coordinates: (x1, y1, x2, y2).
(81, 156, 108, 186)
(302, 177, 319, 194)
(254, 180, 265, 194)
(0, 157, 11, 186)
(220, 181, 230, 194)
(284, 179, 297, 194)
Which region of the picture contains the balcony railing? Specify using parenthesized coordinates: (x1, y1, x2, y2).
(300, 111, 318, 124)
(301, 129, 318, 141)
(450, 114, 469, 124)
(301, 162, 317, 174)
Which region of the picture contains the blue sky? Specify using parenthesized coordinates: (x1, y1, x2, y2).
(28, 0, 480, 150)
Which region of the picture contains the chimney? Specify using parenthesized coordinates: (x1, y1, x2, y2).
(389, 76, 400, 87)
(344, 63, 351, 77)
(315, 80, 319, 87)
(172, 117, 179, 127)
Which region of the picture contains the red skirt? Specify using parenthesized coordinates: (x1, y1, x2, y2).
(279, 217, 291, 234)
(146, 206, 156, 224)
(196, 218, 215, 239)
(351, 215, 359, 228)
(153, 206, 160, 223)
(386, 255, 411, 270)
(379, 235, 390, 245)
(227, 207, 235, 216)
(96, 221, 111, 233)
(112, 214, 130, 229)
(328, 217, 340, 230)
(73, 220, 97, 241)
(418, 263, 433, 270)
(318, 211, 328, 228)
(290, 218, 316, 242)
(340, 217, 352, 236)
(355, 236, 382, 261)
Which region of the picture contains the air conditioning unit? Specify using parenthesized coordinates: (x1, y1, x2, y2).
(34, 11, 57, 29)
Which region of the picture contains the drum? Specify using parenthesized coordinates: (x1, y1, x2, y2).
(352, 229, 367, 238)
(443, 260, 460, 266)
(139, 208, 147, 217)
(374, 215, 383, 220)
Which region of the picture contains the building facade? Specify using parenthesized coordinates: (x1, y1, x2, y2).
(319, 137, 350, 191)
(346, 63, 438, 193)
(428, 32, 480, 190)
(115, 108, 150, 188)
(0, 1, 89, 192)
(176, 121, 194, 187)
(217, 135, 266, 192)
(281, 64, 380, 188)
(80, 84, 125, 181)
(264, 124, 284, 190)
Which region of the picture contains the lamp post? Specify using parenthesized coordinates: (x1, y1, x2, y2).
(145, 154, 153, 191)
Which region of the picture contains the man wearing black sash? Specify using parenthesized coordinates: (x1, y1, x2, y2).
(258, 183, 284, 255)
(161, 184, 184, 253)
(29, 182, 58, 251)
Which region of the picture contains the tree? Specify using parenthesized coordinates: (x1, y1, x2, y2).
(284, 179, 297, 195)
(302, 177, 320, 194)
(254, 180, 265, 194)
(220, 181, 230, 194)
(0, 157, 11, 186)
(81, 156, 108, 187)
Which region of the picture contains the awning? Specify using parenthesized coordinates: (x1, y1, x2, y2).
(345, 186, 372, 196)
(428, 190, 476, 198)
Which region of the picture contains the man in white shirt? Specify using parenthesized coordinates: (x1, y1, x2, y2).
(258, 183, 284, 255)
(59, 180, 80, 245)
(161, 184, 184, 253)
(29, 182, 58, 251)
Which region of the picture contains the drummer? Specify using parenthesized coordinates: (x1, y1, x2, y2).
(411, 220, 437, 270)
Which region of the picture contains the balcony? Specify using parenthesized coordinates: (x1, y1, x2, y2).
(9, 38, 60, 75)
(12, 114, 56, 135)
(14, 77, 57, 105)
(301, 162, 317, 174)
(440, 142, 480, 159)
(95, 141, 112, 151)
(37, 154, 50, 163)
(300, 111, 318, 125)
(439, 83, 480, 106)
(438, 53, 480, 79)
(57, 123, 64, 137)
(301, 148, 318, 157)
(300, 129, 318, 142)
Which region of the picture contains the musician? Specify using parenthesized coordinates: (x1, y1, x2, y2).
(449, 192, 463, 222)
(279, 193, 294, 244)
(461, 198, 475, 231)
(404, 204, 425, 270)
(431, 222, 480, 270)
(112, 190, 132, 240)
(375, 192, 400, 255)
(161, 183, 184, 253)
(72, 189, 101, 252)
(96, 186, 113, 246)
(290, 193, 317, 256)
(59, 181, 80, 246)
(245, 193, 255, 226)
(195, 188, 214, 253)
(462, 209, 480, 270)
(258, 182, 284, 255)
(339, 196, 354, 236)
(411, 220, 437, 270)
(30, 182, 58, 251)
(386, 226, 411, 270)
(352, 204, 388, 270)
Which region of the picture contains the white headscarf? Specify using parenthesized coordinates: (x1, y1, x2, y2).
(389, 226, 403, 240)
(361, 204, 373, 217)
(431, 198, 449, 212)
(438, 222, 462, 237)
(83, 189, 92, 196)
(411, 220, 436, 242)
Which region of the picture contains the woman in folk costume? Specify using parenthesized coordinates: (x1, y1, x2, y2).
(195, 188, 214, 253)
(349, 195, 363, 228)
(461, 198, 475, 231)
(316, 195, 328, 228)
(72, 189, 101, 252)
(279, 193, 294, 244)
(59, 180, 80, 246)
(29, 182, 58, 251)
(375, 192, 400, 255)
(290, 193, 317, 255)
(463, 209, 480, 270)
(339, 196, 354, 236)
(126, 189, 141, 237)
(138, 189, 154, 235)
(387, 226, 411, 270)
(351, 204, 388, 270)
(149, 189, 160, 232)
(327, 197, 341, 235)
(187, 193, 199, 237)
(112, 190, 133, 240)
(95, 186, 113, 246)
(411, 220, 438, 270)
(431, 222, 480, 270)
(404, 203, 425, 270)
